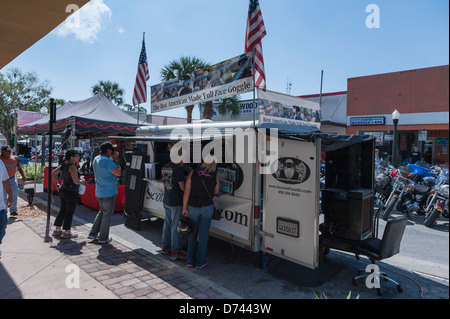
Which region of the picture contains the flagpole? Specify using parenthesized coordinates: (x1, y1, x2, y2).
(137, 32, 146, 127)
(251, 47, 257, 236)
(137, 104, 140, 126)
(252, 47, 256, 128)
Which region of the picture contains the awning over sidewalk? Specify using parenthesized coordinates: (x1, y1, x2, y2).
(0, 0, 89, 69)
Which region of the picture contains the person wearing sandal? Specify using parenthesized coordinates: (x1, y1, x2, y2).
(52, 149, 85, 239)
(182, 154, 219, 269)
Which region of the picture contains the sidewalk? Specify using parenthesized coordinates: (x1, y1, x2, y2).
(0, 197, 241, 299)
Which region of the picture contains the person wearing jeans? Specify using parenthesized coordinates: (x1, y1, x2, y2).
(0, 160, 13, 258)
(185, 204, 214, 268)
(182, 155, 219, 269)
(162, 204, 184, 260)
(1, 145, 26, 216)
(161, 143, 186, 261)
(90, 196, 115, 243)
(88, 142, 121, 244)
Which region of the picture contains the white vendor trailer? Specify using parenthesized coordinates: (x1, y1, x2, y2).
(115, 120, 375, 269)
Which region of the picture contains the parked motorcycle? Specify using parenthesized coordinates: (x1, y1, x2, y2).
(374, 161, 394, 211)
(381, 163, 441, 220)
(423, 166, 449, 227)
(395, 173, 435, 216)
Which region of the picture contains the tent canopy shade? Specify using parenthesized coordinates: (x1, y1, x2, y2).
(16, 93, 152, 135)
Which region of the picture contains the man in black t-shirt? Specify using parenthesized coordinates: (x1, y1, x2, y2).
(161, 143, 186, 261)
(410, 146, 422, 164)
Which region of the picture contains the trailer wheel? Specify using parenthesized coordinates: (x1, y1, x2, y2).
(319, 245, 330, 262)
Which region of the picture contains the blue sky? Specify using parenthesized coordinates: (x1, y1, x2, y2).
(3, 0, 449, 119)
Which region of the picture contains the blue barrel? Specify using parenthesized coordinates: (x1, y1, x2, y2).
(18, 156, 29, 165)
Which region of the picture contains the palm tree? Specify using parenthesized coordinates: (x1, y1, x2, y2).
(202, 96, 241, 120)
(160, 56, 209, 123)
(91, 80, 125, 106)
(122, 103, 146, 113)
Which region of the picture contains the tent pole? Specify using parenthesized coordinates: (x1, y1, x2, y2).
(319, 70, 324, 110)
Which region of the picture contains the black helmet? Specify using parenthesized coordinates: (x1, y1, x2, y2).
(177, 216, 192, 236)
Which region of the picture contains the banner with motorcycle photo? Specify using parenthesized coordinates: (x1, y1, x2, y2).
(257, 89, 322, 129)
(151, 52, 254, 113)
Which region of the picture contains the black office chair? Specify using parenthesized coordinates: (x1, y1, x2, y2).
(352, 217, 408, 296)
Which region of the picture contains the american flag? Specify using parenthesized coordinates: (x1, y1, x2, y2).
(245, 0, 267, 91)
(132, 36, 150, 106)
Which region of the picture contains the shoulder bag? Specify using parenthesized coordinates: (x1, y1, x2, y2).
(200, 174, 221, 220)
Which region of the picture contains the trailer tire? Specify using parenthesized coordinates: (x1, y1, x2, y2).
(319, 245, 330, 262)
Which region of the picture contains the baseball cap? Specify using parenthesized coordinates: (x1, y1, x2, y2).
(1, 145, 12, 151)
(100, 141, 116, 153)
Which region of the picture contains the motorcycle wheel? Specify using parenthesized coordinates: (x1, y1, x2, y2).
(416, 207, 426, 216)
(381, 197, 398, 220)
(423, 207, 440, 227)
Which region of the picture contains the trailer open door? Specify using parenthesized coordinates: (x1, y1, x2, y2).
(124, 144, 147, 230)
(262, 137, 320, 269)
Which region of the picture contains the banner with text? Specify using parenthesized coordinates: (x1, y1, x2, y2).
(151, 52, 254, 113)
(257, 89, 321, 129)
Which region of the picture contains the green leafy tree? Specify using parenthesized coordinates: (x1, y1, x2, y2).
(0, 68, 53, 145)
(91, 80, 125, 106)
(202, 95, 241, 120)
(122, 103, 146, 113)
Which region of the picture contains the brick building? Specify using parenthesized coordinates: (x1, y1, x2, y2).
(346, 65, 449, 164)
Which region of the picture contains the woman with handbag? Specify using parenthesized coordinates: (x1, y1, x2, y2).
(182, 154, 219, 269)
(51, 149, 85, 239)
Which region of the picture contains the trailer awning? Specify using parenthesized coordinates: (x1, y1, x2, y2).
(113, 121, 375, 152)
(108, 133, 234, 142)
(258, 122, 375, 152)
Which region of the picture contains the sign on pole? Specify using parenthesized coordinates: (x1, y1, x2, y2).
(418, 130, 427, 141)
(150, 53, 254, 113)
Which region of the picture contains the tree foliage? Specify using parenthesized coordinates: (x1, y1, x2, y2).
(91, 80, 125, 106)
(0, 68, 53, 145)
(202, 95, 241, 120)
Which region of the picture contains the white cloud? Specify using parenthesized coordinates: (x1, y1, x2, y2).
(53, 0, 112, 43)
(117, 26, 125, 34)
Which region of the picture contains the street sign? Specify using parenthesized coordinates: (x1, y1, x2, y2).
(418, 130, 427, 141)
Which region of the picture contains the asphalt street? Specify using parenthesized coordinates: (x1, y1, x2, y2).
(25, 183, 449, 299)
